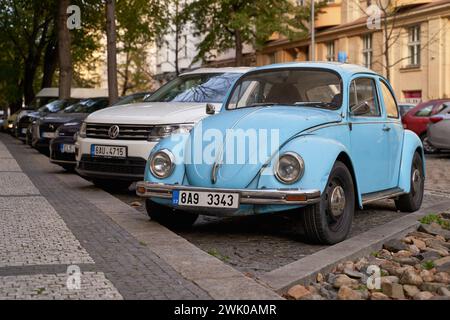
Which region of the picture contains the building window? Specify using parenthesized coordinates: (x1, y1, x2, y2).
(408, 25, 421, 66)
(362, 34, 373, 69)
(326, 41, 335, 61)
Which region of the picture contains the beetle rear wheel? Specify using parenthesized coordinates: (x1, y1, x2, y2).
(301, 161, 355, 244)
(395, 152, 424, 212)
(145, 199, 198, 229)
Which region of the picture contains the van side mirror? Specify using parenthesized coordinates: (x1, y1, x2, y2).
(206, 103, 215, 115)
(350, 101, 371, 116)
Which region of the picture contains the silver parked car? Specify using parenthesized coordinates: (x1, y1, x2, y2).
(428, 103, 450, 151)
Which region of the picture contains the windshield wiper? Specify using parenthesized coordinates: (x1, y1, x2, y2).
(294, 101, 338, 109)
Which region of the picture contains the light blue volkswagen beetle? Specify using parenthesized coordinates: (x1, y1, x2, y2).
(136, 62, 425, 244)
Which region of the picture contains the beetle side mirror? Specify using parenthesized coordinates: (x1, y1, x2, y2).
(350, 101, 371, 116)
(206, 103, 215, 115)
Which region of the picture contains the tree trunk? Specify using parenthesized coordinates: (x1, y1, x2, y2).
(174, 0, 180, 75)
(41, 36, 58, 89)
(121, 49, 131, 96)
(234, 29, 244, 67)
(58, 0, 72, 99)
(106, 0, 119, 105)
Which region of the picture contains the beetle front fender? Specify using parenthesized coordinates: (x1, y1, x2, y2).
(257, 135, 363, 207)
(144, 133, 189, 184)
(398, 129, 425, 193)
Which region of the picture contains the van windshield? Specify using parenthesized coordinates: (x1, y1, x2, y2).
(145, 73, 242, 104)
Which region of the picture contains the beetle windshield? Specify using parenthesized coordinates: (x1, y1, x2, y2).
(145, 73, 241, 103)
(226, 69, 342, 110)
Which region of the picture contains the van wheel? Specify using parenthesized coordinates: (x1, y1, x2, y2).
(92, 178, 130, 191)
(301, 161, 355, 244)
(145, 199, 198, 228)
(395, 152, 424, 212)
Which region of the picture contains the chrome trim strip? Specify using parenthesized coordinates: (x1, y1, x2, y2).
(136, 181, 321, 205)
(362, 189, 405, 205)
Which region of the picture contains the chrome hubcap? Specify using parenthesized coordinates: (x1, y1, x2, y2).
(412, 169, 421, 193)
(329, 186, 346, 218)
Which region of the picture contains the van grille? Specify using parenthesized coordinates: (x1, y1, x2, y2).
(86, 123, 152, 140)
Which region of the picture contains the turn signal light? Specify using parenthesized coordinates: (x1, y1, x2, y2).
(137, 186, 146, 194)
(286, 194, 307, 202)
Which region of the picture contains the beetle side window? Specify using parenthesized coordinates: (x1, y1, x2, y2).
(379, 80, 399, 118)
(349, 78, 381, 117)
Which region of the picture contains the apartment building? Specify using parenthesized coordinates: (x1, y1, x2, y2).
(257, 0, 450, 102)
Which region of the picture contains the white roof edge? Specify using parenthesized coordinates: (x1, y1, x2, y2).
(36, 88, 109, 99)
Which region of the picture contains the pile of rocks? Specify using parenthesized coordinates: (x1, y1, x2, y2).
(286, 213, 450, 300)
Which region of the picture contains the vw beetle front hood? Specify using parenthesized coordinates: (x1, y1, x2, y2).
(185, 106, 342, 188)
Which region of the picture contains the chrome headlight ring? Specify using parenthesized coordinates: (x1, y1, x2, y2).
(274, 152, 305, 184)
(149, 149, 175, 179)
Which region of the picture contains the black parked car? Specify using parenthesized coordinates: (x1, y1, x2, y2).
(20, 99, 80, 145)
(33, 97, 108, 150)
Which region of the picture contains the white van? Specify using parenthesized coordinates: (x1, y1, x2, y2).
(75, 68, 250, 187)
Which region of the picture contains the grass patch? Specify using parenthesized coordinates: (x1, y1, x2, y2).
(207, 248, 230, 262)
(420, 214, 450, 230)
(36, 287, 45, 295)
(422, 260, 435, 270)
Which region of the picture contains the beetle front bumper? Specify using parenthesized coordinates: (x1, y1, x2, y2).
(136, 181, 321, 205)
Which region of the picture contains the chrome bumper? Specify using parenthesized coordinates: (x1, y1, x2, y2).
(136, 181, 321, 205)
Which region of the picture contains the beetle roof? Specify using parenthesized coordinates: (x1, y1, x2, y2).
(251, 62, 377, 79)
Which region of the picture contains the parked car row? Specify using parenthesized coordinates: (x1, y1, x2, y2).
(7, 62, 447, 245)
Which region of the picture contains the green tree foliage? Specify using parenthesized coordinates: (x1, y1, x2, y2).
(184, 0, 325, 66)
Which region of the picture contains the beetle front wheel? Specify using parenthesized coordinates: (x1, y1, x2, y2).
(145, 199, 198, 229)
(301, 161, 355, 244)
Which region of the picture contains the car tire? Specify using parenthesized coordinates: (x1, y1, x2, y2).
(420, 133, 438, 154)
(301, 161, 355, 245)
(145, 199, 198, 229)
(395, 152, 424, 212)
(61, 164, 76, 172)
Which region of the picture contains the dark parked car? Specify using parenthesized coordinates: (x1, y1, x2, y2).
(428, 103, 450, 151)
(33, 97, 109, 151)
(113, 91, 153, 106)
(402, 99, 450, 153)
(19, 99, 80, 144)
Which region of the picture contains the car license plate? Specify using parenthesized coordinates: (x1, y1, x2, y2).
(21, 128, 27, 134)
(42, 132, 55, 138)
(60, 144, 75, 153)
(91, 145, 127, 158)
(172, 190, 239, 209)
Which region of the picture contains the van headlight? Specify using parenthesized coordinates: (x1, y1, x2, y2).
(79, 122, 87, 138)
(148, 124, 194, 142)
(149, 149, 175, 178)
(274, 152, 305, 184)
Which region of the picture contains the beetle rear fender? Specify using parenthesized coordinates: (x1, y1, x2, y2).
(257, 135, 363, 207)
(398, 129, 425, 193)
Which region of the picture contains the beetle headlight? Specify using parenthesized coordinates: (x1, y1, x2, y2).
(274, 152, 305, 184)
(79, 121, 87, 138)
(149, 149, 175, 178)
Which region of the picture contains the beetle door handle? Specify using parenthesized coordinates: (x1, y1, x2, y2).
(382, 126, 391, 132)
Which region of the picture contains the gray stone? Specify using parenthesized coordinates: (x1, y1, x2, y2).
(415, 251, 442, 261)
(437, 287, 450, 297)
(343, 268, 365, 279)
(403, 285, 420, 298)
(418, 223, 450, 241)
(383, 239, 408, 253)
(420, 282, 446, 293)
(382, 282, 405, 299)
(436, 262, 450, 273)
(393, 256, 421, 266)
(400, 270, 423, 286)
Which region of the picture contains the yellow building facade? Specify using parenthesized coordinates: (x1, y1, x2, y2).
(257, 0, 450, 102)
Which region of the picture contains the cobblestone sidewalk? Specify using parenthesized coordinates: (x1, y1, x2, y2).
(0, 134, 210, 300)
